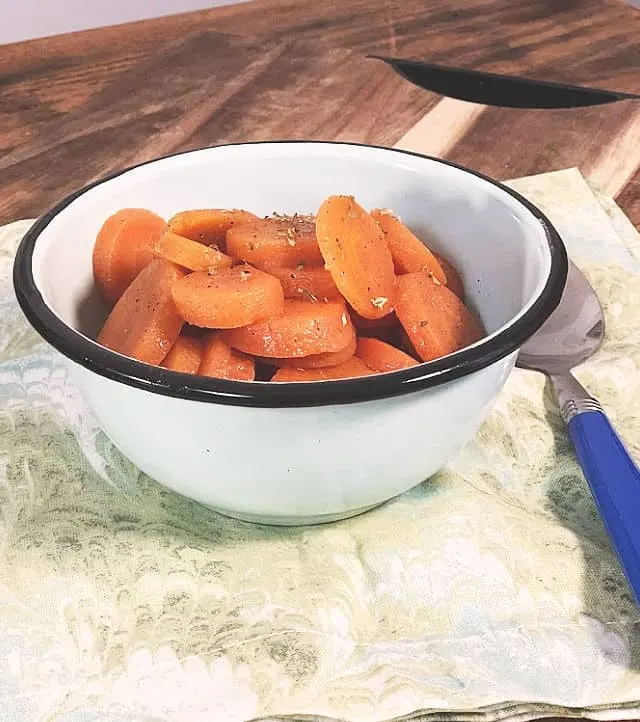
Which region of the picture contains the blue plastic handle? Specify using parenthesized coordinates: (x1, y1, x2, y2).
(567, 410, 640, 604)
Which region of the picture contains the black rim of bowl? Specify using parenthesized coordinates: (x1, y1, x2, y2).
(13, 141, 568, 408)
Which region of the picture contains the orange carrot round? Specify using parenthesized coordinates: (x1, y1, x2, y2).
(154, 230, 233, 272)
(97, 258, 185, 364)
(316, 196, 395, 320)
(261, 263, 341, 301)
(371, 209, 446, 283)
(198, 334, 255, 381)
(93, 208, 167, 303)
(395, 272, 484, 362)
(433, 252, 465, 299)
(223, 300, 355, 358)
(226, 216, 323, 268)
(256, 335, 357, 369)
(271, 357, 374, 382)
(349, 306, 398, 332)
(356, 336, 418, 373)
(167, 209, 258, 248)
(171, 264, 285, 329)
(161, 334, 203, 374)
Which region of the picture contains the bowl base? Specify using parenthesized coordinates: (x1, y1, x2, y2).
(208, 501, 386, 526)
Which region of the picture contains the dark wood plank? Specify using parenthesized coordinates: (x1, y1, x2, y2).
(182, 47, 440, 149)
(444, 101, 640, 190)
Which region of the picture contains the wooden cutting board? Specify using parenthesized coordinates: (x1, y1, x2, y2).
(394, 95, 640, 202)
(1, 0, 639, 225)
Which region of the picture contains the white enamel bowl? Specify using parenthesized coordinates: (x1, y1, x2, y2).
(13, 142, 567, 525)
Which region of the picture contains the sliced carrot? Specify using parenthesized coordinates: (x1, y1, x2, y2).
(371, 209, 446, 283)
(256, 335, 357, 369)
(93, 208, 167, 303)
(167, 209, 258, 248)
(182, 323, 209, 339)
(357, 336, 418, 373)
(97, 258, 185, 365)
(226, 216, 324, 268)
(223, 300, 355, 358)
(288, 335, 357, 368)
(400, 329, 419, 357)
(154, 230, 233, 272)
(261, 263, 341, 301)
(171, 264, 285, 329)
(395, 272, 484, 362)
(161, 334, 203, 374)
(271, 357, 374, 382)
(198, 335, 255, 381)
(316, 196, 395, 320)
(433, 252, 465, 299)
(349, 306, 398, 332)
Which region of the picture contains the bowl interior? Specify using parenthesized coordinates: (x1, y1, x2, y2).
(31, 143, 552, 349)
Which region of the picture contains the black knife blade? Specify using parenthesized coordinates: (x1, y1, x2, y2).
(369, 55, 640, 109)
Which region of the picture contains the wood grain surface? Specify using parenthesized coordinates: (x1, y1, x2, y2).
(0, 0, 639, 227)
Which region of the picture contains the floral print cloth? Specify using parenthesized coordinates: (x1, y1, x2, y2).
(1, 168, 640, 722)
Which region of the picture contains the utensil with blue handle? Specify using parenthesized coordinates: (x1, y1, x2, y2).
(518, 262, 640, 604)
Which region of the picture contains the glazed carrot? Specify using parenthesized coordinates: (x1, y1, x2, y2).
(161, 334, 203, 374)
(97, 258, 185, 365)
(261, 263, 341, 301)
(167, 209, 258, 248)
(316, 196, 395, 320)
(256, 335, 357, 369)
(400, 329, 419, 357)
(371, 209, 446, 283)
(349, 306, 398, 332)
(271, 357, 374, 382)
(226, 216, 324, 268)
(223, 300, 355, 358)
(154, 230, 233, 272)
(357, 337, 418, 373)
(433, 252, 465, 299)
(198, 335, 255, 381)
(171, 265, 285, 329)
(395, 272, 484, 362)
(93, 208, 167, 303)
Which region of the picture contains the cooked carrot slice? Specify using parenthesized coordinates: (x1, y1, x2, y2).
(271, 357, 374, 382)
(223, 300, 355, 358)
(167, 209, 258, 248)
(400, 329, 419, 358)
(316, 196, 395, 320)
(161, 334, 203, 374)
(154, 230, 233, 272)
(97, 258, 185, 364)
(433, 252, 465, 299)
(93, 208, 167, 303)
(289, 335, 357, 368)
(371, 209, 446, 283)
(198, 335, 255, 381)
(256, 335, 357, 369)
(261, 263, 341, 301)
(226, 216, 324, 268)
(357, 337, 418, 373)
(395, 272, 484, 362)
(171, 265, 285, 329)
(349, 306, 398, 332)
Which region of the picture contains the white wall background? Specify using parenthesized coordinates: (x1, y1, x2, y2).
(0, 0, 242, 45)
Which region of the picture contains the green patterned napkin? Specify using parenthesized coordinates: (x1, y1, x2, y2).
(1, 169, 640, 722)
